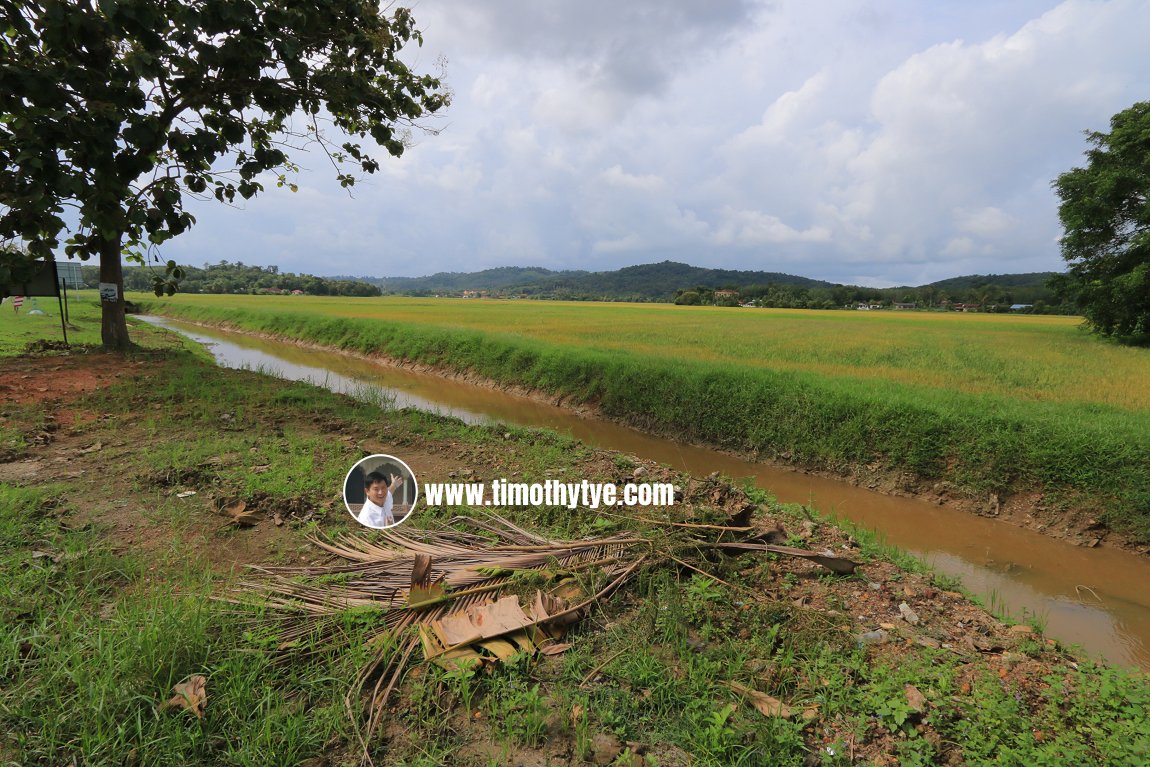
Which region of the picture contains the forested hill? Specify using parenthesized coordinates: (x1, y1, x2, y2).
(338, 261, 834, 301)
(924, 272, 1058, 290)
(357, 266, 580, 293)
(335, 262, 1069, 312)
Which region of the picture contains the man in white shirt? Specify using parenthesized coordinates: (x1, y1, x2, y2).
(357, 471, 404, 529)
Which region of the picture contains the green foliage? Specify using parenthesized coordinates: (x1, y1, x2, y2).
(0, 0, 446, 345)
(81, 260, 382, 297)
(0, 242, 41, 289)
(1054, 101, 1150, 341)
(485, 672, 549, 748)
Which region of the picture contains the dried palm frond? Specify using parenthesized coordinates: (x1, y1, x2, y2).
(231, 510, 858, 762)
(231, 514, 650, 757)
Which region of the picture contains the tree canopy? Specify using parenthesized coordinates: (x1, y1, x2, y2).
(82, 260, 381, 296)
(0, 0, 446, 348)
(1053, 101, 1150, 342)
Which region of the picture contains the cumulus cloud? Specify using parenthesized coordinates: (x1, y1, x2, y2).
(163, 0, 1150, 284)
(714, 208, 833, 246)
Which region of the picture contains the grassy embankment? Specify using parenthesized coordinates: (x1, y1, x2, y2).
(142, 295, 1150, 543)
(4, 300, 1150, 766)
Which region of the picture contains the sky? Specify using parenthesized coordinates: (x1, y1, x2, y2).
(163, 0, 1150, 287)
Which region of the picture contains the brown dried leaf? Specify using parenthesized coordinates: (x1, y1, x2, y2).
(725, 680, 792, 719)
(570, 703, 585, 727)
(408, 554, 449, 607)
(222, 500, 258, 527)
(161, 675, 207, 718)
(422, 592, 565, 669)
(905, 684, 927, 714)
(539, 642, 572, 656)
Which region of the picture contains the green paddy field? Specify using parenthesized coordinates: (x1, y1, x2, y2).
(141, 295, 1150, 541)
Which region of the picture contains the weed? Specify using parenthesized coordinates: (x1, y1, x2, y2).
(486, 676, 549, 748)
(688, 703, 750, 765)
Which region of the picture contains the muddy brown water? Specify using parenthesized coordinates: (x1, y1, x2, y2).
(142, 316, 1150, 670)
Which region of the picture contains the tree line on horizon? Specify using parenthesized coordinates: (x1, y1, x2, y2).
(77, 262, 381, 297)
(673, 279, 1074, 313)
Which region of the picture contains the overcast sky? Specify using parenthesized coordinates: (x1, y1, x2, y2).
(164, 0, 1150, 287)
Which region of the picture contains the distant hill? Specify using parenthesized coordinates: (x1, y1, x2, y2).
(337, 261, 835, 301)
(359, 266, 580, 293)
(924, 272, 1058, 290)
(327, 262, 1069, 312)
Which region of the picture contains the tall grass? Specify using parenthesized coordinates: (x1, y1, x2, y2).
(140, 297, 1150, 541)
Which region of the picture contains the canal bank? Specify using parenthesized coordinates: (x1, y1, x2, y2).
(141, 315, 1150, 669)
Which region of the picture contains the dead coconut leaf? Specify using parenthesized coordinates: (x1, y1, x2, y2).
(231, 508, 859, 758)
(419, 591, 572, 670)
(407, 553, 448, 607)
(160, 675, 207, 718)
(724, 680, 792, 719)
(231, 514, 648, 755)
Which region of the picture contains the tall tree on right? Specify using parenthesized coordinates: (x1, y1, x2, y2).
(1053, 101, 1150, 342)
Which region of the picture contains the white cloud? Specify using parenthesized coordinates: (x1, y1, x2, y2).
(592, 233, 644, 254)
(955, 206, 1014, 237)
(713, 208, 833, 246)
(161, 0, 1150, 284)
(601, 165, 665, 192)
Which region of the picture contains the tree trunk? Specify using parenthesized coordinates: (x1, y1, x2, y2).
(98, 234, 131, 350)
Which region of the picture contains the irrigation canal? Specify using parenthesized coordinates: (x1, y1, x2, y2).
(142, 315, 1150, 670)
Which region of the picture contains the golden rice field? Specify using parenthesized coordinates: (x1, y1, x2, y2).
(150, 295, 1149, 412)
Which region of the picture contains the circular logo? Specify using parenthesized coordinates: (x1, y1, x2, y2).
(343, 454, 419, 530)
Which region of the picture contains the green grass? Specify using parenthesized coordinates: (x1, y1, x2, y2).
(139, 295, 1150, 542)
(5, 300, 1150, 766)
(0, 484, 366, 767)
(0, 295, 100, 352)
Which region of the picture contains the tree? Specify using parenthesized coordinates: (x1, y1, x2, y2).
(0, 0, 446, 348)
(1053, 102, 1150, 341)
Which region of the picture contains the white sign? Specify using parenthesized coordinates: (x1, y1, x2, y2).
(99, 282, 119, 302)
(56, 261, 84, 289)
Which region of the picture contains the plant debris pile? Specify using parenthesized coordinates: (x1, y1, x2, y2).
(236, 508, 860, 754)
